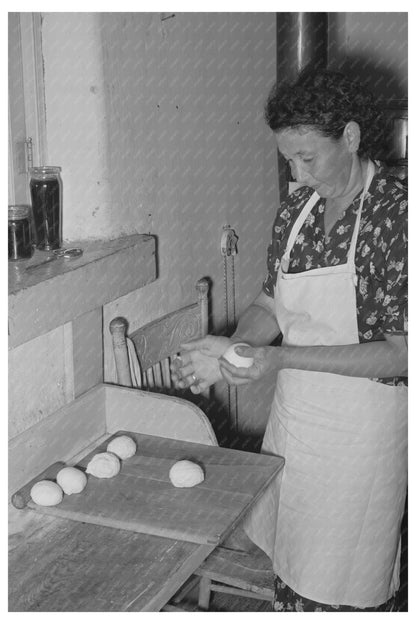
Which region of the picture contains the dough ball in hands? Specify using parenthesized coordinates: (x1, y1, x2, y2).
(169, 460, 205, 488)
(86, 452, 121, 478)
(30, 480, 63, 506)
(56, 466, 87, 495)
(222, 342, 254, 368)
(106, 435, 137, 460)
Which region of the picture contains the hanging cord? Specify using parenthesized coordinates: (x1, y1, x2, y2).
(223, 250, 229, 329)
(230, 253, 236, 325)
(221, 225, 239, 433)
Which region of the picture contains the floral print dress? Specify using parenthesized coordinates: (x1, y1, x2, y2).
(263, 164, 407, 611)
(263, 164, 408, 386)
(272, 577, 396, 612)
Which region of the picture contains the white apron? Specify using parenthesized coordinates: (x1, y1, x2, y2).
(244, 161, 408, 608)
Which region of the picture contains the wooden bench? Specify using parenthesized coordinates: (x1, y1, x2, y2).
(196, 525, 274, 608)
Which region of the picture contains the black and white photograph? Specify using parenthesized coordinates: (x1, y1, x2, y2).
(7, 5, 409, 614)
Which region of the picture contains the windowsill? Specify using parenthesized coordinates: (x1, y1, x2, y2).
(8, 234, 157, 349)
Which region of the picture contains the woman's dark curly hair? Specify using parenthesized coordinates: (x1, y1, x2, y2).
(265, 66, 385, 158)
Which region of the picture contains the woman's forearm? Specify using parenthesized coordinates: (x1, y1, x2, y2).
(278, 335, 407, 379)
(232, 290, 281, 347)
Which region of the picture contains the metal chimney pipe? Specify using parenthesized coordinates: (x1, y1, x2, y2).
(276, 12, 328, 81)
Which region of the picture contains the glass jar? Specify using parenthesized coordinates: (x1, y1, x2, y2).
(8, 205, 34, 260)
(29, 166, 63, 250)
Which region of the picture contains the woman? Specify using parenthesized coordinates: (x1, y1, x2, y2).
(171, 67, 407, 611)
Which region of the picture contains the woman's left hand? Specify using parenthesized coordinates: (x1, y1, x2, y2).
(219, 345, 279, 386)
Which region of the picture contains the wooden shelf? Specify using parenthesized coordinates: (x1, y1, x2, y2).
(8, 234, 156, 348)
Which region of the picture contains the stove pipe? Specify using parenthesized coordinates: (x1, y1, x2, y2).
(276, 12, 328, 82)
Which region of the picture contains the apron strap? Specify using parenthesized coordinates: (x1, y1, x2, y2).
(281, 191, 320, 268)
(346, 159, 375, 266)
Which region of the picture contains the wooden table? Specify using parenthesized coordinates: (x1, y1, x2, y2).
(9, 508, 213, 611)
(9, 432, 284, 611)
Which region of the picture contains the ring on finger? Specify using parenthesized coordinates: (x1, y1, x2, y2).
(191, 374, 198, 385)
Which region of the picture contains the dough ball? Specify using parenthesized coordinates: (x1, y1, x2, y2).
(56, 466, 87, 495)
(30, 480, 63, 506)
(169, 460, 205, 488)
(223, 342, 254, 368)
(107, 435, 137, 460)
(86, 452, 121, 478)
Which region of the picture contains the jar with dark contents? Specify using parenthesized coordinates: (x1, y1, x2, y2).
(29, 166, 63, 250)
(8, 205, 34, 261)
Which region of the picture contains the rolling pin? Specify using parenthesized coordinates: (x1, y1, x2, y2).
(11, 461, 66, 509)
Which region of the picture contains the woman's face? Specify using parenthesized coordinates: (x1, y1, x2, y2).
(276, 126, 358, 199)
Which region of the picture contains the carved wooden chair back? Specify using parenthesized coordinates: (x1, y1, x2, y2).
(109, 278, 209, 391)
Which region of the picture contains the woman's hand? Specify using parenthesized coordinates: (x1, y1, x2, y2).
(219, 344, 279, 386)
(170, 335, 232, 394)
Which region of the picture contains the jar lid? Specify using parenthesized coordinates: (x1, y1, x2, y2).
(8, 205, 31, 220)
(29, 166, 61, 176)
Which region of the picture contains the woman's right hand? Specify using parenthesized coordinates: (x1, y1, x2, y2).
(170, 335, 232, 394)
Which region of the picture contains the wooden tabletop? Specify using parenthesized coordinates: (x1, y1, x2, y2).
(15, 432, 283, 546)
(8, 508, 212, 612)
(9, 433, 284, 611)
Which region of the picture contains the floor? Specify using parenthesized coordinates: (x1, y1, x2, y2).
(177, 594, 273, 612)
(170, 577, 273, 612)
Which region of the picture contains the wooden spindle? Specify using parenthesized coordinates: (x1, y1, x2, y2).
(109, 317, 133, 387)
(196, 278, 209, 338)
